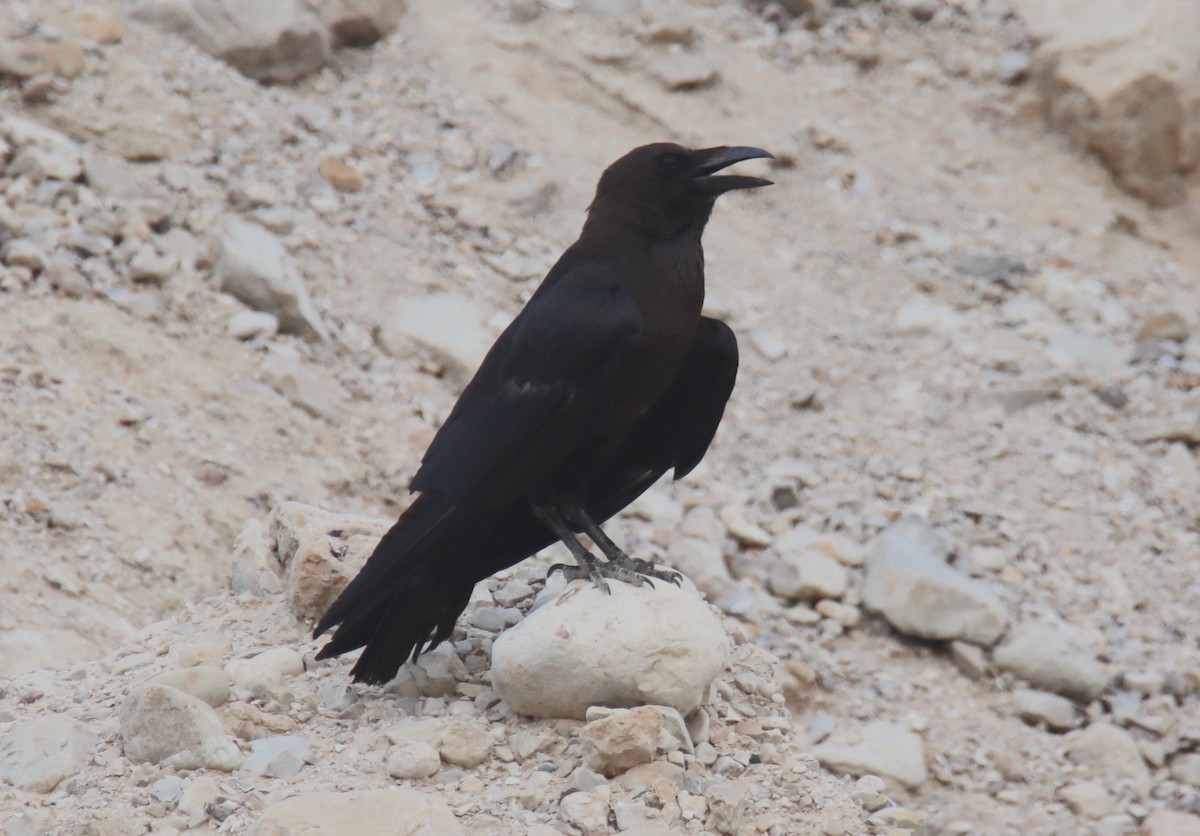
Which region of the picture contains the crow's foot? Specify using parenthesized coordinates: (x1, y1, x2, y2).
(546, 555, 681, 592)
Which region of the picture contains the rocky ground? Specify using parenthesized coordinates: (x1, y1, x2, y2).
(2, 0, 1200, 834)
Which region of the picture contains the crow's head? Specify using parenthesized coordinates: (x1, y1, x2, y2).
(588, 142, 774, 240)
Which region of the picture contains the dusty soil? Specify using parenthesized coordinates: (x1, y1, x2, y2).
(2, 0, 1199, 833)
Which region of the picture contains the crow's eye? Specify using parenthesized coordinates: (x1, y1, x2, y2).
(659, 152, 686, 172)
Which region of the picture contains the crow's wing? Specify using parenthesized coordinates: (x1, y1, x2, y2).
(585, 315, 739, 513)
(410, 262, 643, 502)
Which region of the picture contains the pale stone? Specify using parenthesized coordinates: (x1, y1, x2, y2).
(491, 579, 729, 720)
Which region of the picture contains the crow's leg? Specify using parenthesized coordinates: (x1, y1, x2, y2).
(530, 500, 644, 594)
(560, 498, 682, 587)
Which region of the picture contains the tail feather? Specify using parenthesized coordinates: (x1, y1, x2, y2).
(346, 566, 474, 684)
(314, 492, 460, 639)
(313, 491, 498, 684)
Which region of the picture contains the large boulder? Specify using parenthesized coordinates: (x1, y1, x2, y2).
(267, 501, 391, 621)
(130, 0, 329, 83)
(491, 578, 730, 720)
(1011, 0, 1200, 205)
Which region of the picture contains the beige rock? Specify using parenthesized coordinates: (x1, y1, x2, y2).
(706, 781, 750, 835)
(1012, 688, 1077, 732)
(666, 537, 735, 599)
(0, 40, 86, 79)
(581, 705, 690, 776)
(249, 788, 463, 836)
(1137, 310, 1190, 342)
(387, 741, 441, 779)
(1141, 811, 1200, 836)
(1066, 722, 1152, 796)
(993, 621, 1109, 702)
(862, 517, 1009, 646)
(1010, 0, 1200, 205)
(648, 53, 719, 91)
(132, 0, 330, 84)
(72, 6, 127, 43)
(1060, 779, 1114, 818)
(768, 552, 847, 601)
(269, 502, 390, 621)
(433, 718, 493, 769)
(318, 159, 366, 192)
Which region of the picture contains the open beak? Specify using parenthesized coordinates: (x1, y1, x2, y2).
(689, 146, 775, 192)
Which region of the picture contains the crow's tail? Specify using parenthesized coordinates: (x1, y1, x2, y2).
(313, 492, 491, 685)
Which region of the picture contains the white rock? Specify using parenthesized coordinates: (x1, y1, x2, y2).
(150, 665, 231, 707)
(132, 0, 330, 83)
(212, 215, 327, 340)
(229, 517, 284, 596)
(379, 291, 494, 383)
(993, 621, 1108, 701)
(128, 246, 176, 285)
(119, 683, 241, 771)
(491, 578, 729, 720)
(1066, 722, 1152, 796)
(719, 503, 772, 548)
(2, 240, 48, 272)
(1170, 753, 1200, 788)
(862, 517, 1009, 645)
(667, 537, 735, 599)
(560, 789, 611, 832)
(1046, 332, 1124, 376)
(228, 310, 280, 341)
(812, 722, 928, 789)
(434, 718, 493, 768)
(387, 741, 441, 779)
(750, 329, 787, 361)
(9, 145, 82, 182)
(706, 780, 750, 835)
(0, 716, 97, 793)
(767, 552, 847, 601)
(240, 734, 309, 778)
(248, 788, 463, 836)
(648, 53, 718, 91)
(895, 295, 959, 335)
(152, 775, 184, 804)
(225, 647, 305, 692)
(1012, 688, 1078, 732)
